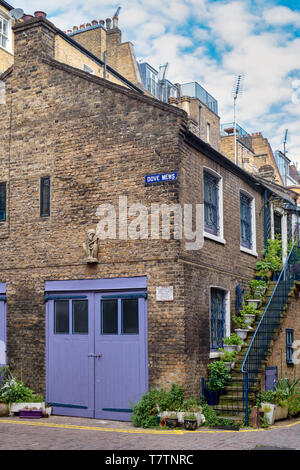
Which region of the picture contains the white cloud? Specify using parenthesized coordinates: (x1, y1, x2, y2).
(263, 6, 300, 27)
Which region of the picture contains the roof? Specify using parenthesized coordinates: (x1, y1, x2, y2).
(184, 130, 298, 204)
(0, 0, 13, 10)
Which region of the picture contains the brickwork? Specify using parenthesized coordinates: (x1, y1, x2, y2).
(0, 3, 14, 73)
(220, 135, 255, 173)
(265, 285, 300, 384)
(0, 16, 282, 402)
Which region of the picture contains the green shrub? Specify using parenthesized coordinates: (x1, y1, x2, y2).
(206, 361, 231, 391)
(131, 384, 185, 428)
(287, 391, 300, 417)
(201, 403, 235, 427)
(223, 334, 244, 346)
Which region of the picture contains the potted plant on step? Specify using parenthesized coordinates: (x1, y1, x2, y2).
(205, 361, 231, 405)
(223, 334, 244, 353)
(233, 312, 250, 339)
(218, 349, 237, 370)
(238, 304, 258, 329)
(248, 279, 267, 299)
(183, 413, 198, 431)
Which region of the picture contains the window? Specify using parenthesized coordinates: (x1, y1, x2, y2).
(204, 171, 219, 236)
(101, 299, 118, 334)
(73, 300, 88, 334)
(206, 122, 210, 143)
(0, 15, 9, 50)
(286, 329, 294, 364)
(54, 300, 69, 334)
(210, 288, 226, 351)
(40, 177, 50, 217)
(0, 182, 6, 222)
(122, 298, 139, 334)
(274, 212, 282, 238)
(240, 192, 252, 249)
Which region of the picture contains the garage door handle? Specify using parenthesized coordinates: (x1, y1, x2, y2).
(88, 354, 102, 359)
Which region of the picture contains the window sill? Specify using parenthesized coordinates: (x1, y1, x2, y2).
(209, 351, 221, 359)
(240, 245, 258, 257)
(204, 232, 226, 245)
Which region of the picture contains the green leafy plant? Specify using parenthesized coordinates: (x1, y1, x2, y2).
(260, 414, 269, 428)
(248, 279, 267, 299)
(262, 237, 283, 274)
(201, 403, 235, 427)
(184, 413, 197, 421)
(233, 313, 248, 329)
(239, 304, 259, 316)
(223, 333, 244, 346)
(219, 350, 237, 363)
(0, 377, 39, 405)
(181, 398, 201, 412)
(287, 391, 300, 417)
(206, 361, 231, 391)
(131, 384, 185, 428)
(166, 411, 178, 419)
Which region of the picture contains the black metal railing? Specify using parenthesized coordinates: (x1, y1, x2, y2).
(241, 245, 300, 425)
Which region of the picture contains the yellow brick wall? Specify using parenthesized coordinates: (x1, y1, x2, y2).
(54, 35, 130, 88)
(221, 135, 255, 173)
(0, 5, 14, 73)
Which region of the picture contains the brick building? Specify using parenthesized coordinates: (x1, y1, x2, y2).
(0, 11, 299, 420)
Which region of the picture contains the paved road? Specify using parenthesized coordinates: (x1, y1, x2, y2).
(0, 416, 299, 450)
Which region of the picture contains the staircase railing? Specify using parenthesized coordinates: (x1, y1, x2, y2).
(241, 244, 300, 425)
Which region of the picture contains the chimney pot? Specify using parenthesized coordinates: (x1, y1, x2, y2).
(34, 11, 47, 18)
(22, 14, 34, 21)
(100, 20, 105, 26)
(67, 29, 72, 34)
(92, 20, 98, 26)
(113, 16, 118, 28)
(106, 18, 111, 29)
(80, 24, 85, 29)
(86, 22, 91, 28)
(73, 26, 78, 31)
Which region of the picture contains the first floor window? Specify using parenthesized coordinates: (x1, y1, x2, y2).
(0, 182, 6, 222)
(286, 329, 294, 364)
(210, 288, 226, 351)
(204, 171, 219, 236)
(40, 177, 50, 217)
(240, 192, 252, 249)
(0, 16, 9, 50)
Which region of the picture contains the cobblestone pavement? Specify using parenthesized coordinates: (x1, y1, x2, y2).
(0, 416, 299, 450)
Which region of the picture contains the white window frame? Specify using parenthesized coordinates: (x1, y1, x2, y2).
(209, 286, 230, 358)
(203, 167, 226, 245)
(0, 11, 12, 54)
(240, 189, 257, 257)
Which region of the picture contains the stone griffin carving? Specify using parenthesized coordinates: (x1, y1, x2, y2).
(83, 229, 99, 263)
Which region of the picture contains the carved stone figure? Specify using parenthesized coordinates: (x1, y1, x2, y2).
(83, 229, 99, 263)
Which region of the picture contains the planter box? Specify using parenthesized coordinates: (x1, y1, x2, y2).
(246, 299, 260, 309)
(261, 403, 275, 425)
(274, 405, 288, 421)
(235, 329, 249, 340)
(9, 402, 45, 416)
(224, 344, 241, 353)
(19, 409, 43, 419)
(223, 361, 235, 370)
(160, 410, 205, 427)
(244, 314, 255, 329)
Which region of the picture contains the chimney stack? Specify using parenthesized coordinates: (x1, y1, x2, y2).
(113, 16, 118, 29)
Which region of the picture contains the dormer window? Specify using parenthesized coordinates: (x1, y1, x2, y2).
(0, 15, 9, 51)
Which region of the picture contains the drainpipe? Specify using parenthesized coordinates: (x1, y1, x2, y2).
(264, 190, 268, 251)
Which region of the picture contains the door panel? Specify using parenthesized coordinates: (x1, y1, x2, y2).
(46, 296, 94, 418)
(94, 295, 147, 421)
(0, 301, 6, 367)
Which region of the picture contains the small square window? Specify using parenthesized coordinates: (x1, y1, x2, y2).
(101, 299, 118, 334)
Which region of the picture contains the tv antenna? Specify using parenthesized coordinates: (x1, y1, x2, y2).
(113, 6, 122, 17)
(283, 129, 288, 156)
(9, 8, 24, 21)
(233, 74, 244, 165)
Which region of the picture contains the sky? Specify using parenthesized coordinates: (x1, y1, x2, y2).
(13, 0, 300, 164)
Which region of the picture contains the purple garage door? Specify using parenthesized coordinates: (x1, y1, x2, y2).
(46, 279, 148, 421)
(0, 284, 6, 368)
